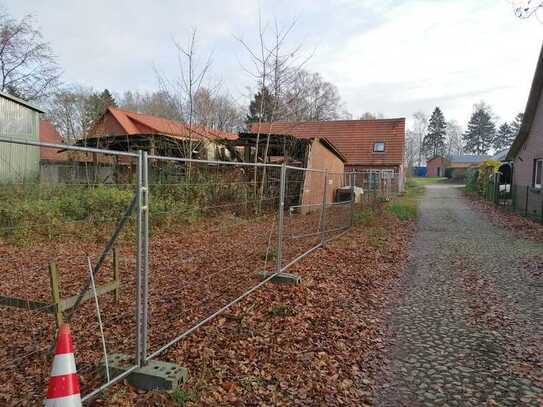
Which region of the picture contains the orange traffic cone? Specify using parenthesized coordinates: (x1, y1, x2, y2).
(45, 324, 82, 406)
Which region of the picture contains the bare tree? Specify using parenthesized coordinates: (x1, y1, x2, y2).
(119, 90, 183, 121)
(282, 70, 344, 121)
(445, 120, 464, 158)
(193, 88, 244, 131)
(511, 0, 543, 20)
(156, 28, 214, 166)
(405, 129, 418, 172)
(0, 10, 61, 100)
(359, 112, 384, 120)
(412, 111, 428, 167)
(46, 85, 93, 142)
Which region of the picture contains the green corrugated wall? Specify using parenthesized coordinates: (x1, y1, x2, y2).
(0, 96, 40, 183)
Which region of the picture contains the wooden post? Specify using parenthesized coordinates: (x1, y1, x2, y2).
(113, 247, 120, 302)
(48, 263, 63, 327)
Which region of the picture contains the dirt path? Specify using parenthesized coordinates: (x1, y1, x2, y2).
(378, 184, 543, 406)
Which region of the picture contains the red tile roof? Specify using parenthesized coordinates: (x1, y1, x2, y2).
(94, 107, 238, 141)
(250, 118, 405, 166)
(39, 120, 67, 161)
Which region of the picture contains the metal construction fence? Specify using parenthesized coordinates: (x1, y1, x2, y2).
(0, 136, 390, 403)
(483, 175, 543, 224)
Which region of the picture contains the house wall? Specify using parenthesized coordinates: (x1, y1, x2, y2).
(513, 92, 543, 189)
(427, 157, 446, 177)
(301, 139, 345, 209)
(0, 96, 40, 183)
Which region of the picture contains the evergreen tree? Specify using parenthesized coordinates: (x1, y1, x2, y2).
(83, 89, 118, 130)
(246, 87, 275, 125)
(493, 122, 515, 151)
(422, 107, 447, 158)
(509, 112, 524, 136)
(462, 104, 496, 155)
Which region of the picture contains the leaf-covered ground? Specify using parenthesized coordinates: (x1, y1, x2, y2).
(465, 192, 543, 243)
(94, 208, 413, 406)
(0, 203, 413, 405)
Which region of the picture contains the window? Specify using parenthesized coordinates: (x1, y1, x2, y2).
(535, 159, 542, 189)
(373, 142, 385, 152)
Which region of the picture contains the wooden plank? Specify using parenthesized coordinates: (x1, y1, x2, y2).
(49, 263, 63, 327)
(0, 296, 53, 312)
(59, 280, 119, 312)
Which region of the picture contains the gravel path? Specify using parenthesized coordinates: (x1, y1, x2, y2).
(377, 184, 543, 406)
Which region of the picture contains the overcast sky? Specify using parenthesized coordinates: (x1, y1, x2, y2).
(3, 0, 543, 127)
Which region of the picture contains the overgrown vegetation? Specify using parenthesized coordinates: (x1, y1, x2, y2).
(385, 177, 430, 221)
(464, 159, 502, 196)
(0, 173, 279, 243)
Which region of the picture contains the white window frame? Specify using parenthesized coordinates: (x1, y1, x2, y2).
(373, 142, 385, 153)
(535, 159, 542, 189)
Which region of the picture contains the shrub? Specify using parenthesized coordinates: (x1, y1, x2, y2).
(477, 159, 502, 196)
(465, 168, 479, 192)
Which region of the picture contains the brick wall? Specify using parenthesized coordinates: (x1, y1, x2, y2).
(427, 157, 446, 177)
(301, 139, 345, 208)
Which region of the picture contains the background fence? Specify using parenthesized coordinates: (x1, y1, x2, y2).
(0, 136, 394, 403)
(482, 174, 543, 224)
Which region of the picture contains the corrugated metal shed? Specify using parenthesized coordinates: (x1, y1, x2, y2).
(0, 91, 44, 182)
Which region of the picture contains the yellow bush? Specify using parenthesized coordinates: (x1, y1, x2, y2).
(478, 159, 502, 195)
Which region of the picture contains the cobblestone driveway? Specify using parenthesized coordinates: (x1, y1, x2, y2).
(378, 184, 543, 406)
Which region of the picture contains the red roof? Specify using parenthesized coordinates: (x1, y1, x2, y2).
(39, 120, 67, 161)
(92, 107, 238, 141)
(250, 119, 405, 166)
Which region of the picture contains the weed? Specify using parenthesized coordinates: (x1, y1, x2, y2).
(269, 304, 295, 317)
(170, 388, 194, 405)
(388, 201, 417, 221)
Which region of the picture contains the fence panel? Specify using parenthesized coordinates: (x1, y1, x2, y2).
(144, 157, 285, 360)
(0, 137, 361, 402)
(0, 138, 141, 404)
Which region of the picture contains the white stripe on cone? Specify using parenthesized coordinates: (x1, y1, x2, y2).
(45, 393, 82, 407)
(50, 354, 77, 377)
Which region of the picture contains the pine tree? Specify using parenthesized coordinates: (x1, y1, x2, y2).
(509, 112, 523, 136)
(462, 105, 496, 155)
(246, 87, 275, 125)
(493, 122, 515, 151)
(422, 107, 447, 158)
(83, 89, 118, 131)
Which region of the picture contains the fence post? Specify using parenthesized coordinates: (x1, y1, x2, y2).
(350, 172, 355, 228)
(494, 173, 501, 206)
(276, 163, 286, 274)
(320, 170, 329, 245)
(525, 185, 529, 218)
(142, 151, 149, 362)
(135, 150, 149, 367)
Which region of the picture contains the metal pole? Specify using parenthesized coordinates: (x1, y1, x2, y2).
(320, 170, 329, 245)
(135, 150, 144, 368)
(141, 151, 149, 363)
(525, 185, 529, 218)
(350, 172, 355, 229)
(276, 163, 286, 273)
